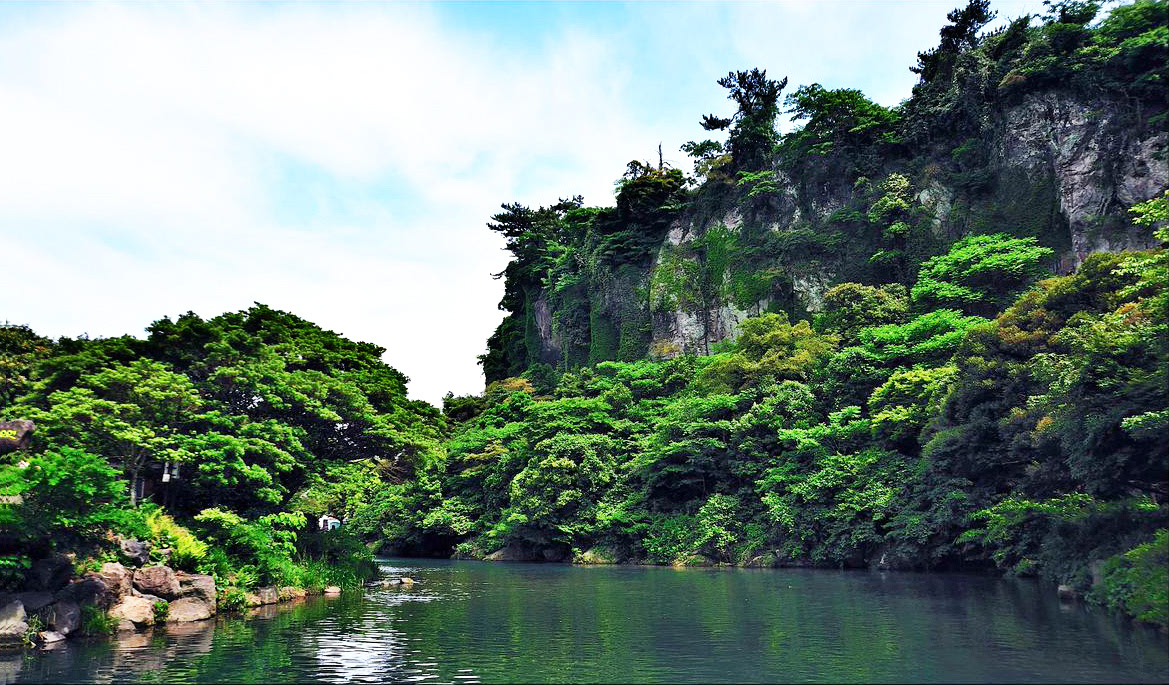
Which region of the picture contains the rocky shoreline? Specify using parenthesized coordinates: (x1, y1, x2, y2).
(0, 548, 360, 652)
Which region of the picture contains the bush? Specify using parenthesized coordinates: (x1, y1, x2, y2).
(1094, 529, 1168, 627)
(80, 603, 116, 635)
(145, 508, 209, 571)
(218, 587, 248, 613)
(152, 600, 169, 623)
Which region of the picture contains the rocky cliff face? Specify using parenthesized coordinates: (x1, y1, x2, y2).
(626, 91, 1167, 356)
(999, 93, 1167, 266)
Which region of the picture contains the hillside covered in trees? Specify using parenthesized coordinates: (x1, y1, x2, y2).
(0, 0, 1165, 637)
(432, 0, 1168, 626)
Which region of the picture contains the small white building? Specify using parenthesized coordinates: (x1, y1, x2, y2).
(318, 514, 341, 531)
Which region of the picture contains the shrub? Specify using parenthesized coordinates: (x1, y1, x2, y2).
(218, 587, 248, 613)
(152, 600, 169, 624)
(79, 603, 116, 635)
(1094, 529, 1168, 627)
(145, 508, 208, 572)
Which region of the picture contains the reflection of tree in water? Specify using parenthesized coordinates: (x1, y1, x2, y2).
(12, 565, 1168, 684)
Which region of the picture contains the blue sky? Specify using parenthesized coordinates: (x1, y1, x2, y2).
(0, 0, 1046, 405)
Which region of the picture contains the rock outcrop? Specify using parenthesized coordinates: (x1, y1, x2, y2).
(133, 566, 181, 600)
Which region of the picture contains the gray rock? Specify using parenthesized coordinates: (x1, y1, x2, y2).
(36, 631, 66, 644)
(133, 565, 180, 600)
(109, 595, 155, 629)
(256, 587, 279, 605)
(97, 562, 133, 598)
(0, 600, 26, 629)
(0, 601, 28, 651)
(46, 599, 79, 636)
(56, 576, 114, 608)
(131, 590, 164, 604)
(119, 538, 151, 567)
(177, 573, 216, 611)
(14, 591, 54, 613)
(28, 553, 73, 592)
(166, 597, 212, 623)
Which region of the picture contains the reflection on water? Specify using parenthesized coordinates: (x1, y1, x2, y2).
(10, 560, 1169, 684)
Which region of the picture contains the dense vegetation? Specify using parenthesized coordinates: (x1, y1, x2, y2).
(1, 306, 445, 596)
(1, 0, 1165, 636)
(447, 0, 1169, 627)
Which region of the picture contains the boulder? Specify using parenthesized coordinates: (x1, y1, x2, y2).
(118, 538, 151, 567)
(97, 562, 133, 598)
(131, 590, 164, 604)
(0, 600, 28, 652)
(133, 566, 180, 600)
(28, 553, 74, 592)
(244, 592, 262, 608)
(573, 547, 618, 565)
(109, 596, 155, 629)
(1057, 584, 1079, 601)
(56, 576, 114, 608)
(177, 573, 216, 611)
(256, 587, 279, 605)
(0, 419, 34, 454)
(281, 586, 306, 600)
(36, 631, 66, 645)
(323, 586, 341, 595)
(166, 597, 213, 623)
(14, 591, 54, 613)
(46, 599, 79, 636)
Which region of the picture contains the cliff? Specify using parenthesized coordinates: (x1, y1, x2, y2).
(481, 2, 1168, 381)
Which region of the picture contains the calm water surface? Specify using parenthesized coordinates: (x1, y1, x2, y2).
(7, 558, 1168, 683)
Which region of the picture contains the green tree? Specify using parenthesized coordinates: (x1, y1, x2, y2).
(701, 68, 788, 172)
(911, 233, 1053, 316)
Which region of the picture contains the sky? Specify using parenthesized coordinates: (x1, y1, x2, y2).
(0, 0, 1047, 406)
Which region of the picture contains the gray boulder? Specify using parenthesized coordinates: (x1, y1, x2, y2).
(56, 575, 113, 608)
(177, 573, 216, 612)
(109, 595, 155, 630)
(36, 631, 66, 645)
(119, 538, 151, 567)
(28, 553, 74, 592)
(0, 601, 28, 652)
(133, 566, 180, 600)
(256, 587, 279, 605)
(14, 591, 54, 613)
(166, 597, 213, 623)
(97, 562, 133, 598)
(46, 599, 79, 636)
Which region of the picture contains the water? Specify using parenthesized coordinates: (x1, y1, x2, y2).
(7, 558, 1168, 683)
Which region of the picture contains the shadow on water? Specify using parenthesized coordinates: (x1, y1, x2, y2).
(10, 559, 1169, 684)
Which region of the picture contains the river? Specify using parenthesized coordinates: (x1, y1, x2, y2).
(8, 558, 1168, 683)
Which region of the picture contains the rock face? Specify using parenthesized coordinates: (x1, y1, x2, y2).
(14, 591, 54, 613)
(46, 600, 79, 636)
(1000, 93, 1166, 266)
(282, 586, 307, 599)
(109, 596, 156, 630)
(28, 554, 73, 592)
(166, 597, 212, 623)
(176, 573, 216, 611)
(57, 576, 115, 609)
(118, 538, 151, 567)
(0, 600, 28, 651)
(97, 562, 133, 597)
(133, 566, 181, 600)
(0, 419, 34, 454)
(510, 89, 1166, 368)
